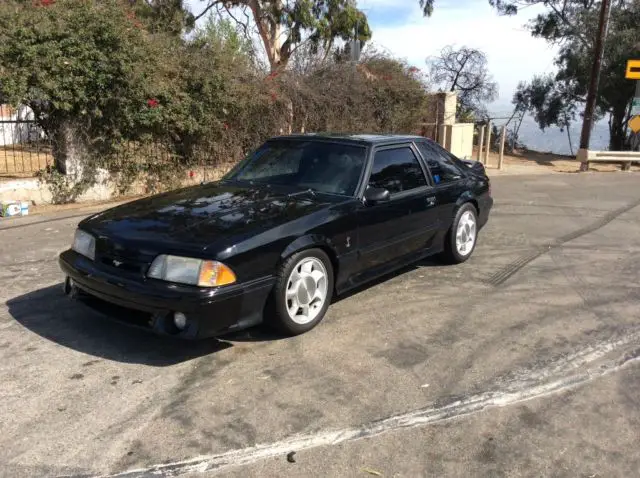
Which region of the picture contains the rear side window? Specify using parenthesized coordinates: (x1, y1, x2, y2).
(368, 147, 427, 194)
(417, 142, 463, 184)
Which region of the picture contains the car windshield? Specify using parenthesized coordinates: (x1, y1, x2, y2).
(223, 140, 367, 196)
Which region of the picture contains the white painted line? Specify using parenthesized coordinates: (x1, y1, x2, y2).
(98, 330, 640, 478)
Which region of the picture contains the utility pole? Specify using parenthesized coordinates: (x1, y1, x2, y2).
(578, 0, 611, 161)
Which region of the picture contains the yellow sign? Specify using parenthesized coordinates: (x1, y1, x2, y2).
(626, 60, 640, 80)
(629, 115, 640, 134)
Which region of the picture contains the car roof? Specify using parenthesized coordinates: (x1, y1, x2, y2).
(269, 133, 429, 146)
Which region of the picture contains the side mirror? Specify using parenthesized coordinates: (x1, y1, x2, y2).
(364, 187, 390, 205)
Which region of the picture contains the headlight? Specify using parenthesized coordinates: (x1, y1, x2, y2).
(72, 229, 95, 260)
(147, 255, 236, 287)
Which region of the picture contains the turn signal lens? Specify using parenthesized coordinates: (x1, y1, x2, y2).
(198, 261, 237, 287)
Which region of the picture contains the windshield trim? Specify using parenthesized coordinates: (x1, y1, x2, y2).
(223, 139, 369, 198)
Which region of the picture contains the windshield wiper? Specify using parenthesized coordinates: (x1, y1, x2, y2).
(287, 188, 317, 199)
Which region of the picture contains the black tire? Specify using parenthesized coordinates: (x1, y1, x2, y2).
(268, 248, 334, 336)
(442, 203, 478, 264)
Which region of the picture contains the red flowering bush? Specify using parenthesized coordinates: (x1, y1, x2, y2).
(0, 2, 434, 201)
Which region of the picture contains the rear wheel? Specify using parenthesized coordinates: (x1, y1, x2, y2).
(443, 203, 478, 264)
(270, 248, 334, 336)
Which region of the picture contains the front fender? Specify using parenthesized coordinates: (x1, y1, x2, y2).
(280, 234, 338, 261)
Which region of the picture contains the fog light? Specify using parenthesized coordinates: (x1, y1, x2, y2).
(173, 312, 188, 330)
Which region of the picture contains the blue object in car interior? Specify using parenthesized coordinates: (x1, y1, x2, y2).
(434, 174, 441, 184)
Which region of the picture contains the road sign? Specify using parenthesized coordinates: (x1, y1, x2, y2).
(626, 59, 640, 79)
(629, 115, 640, 134)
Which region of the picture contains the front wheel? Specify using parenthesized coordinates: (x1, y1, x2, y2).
(443, 203, 478, 264)
(269, 248, 334, 336)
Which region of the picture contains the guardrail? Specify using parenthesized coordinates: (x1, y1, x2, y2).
(577, 148, 640, 171)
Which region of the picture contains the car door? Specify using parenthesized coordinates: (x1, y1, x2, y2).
(356, 144, 440, 278)
(415, 141, 467, 233)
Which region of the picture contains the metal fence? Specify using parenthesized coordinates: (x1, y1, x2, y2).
(0, 99, 444, 177)
(0, 104, 53, 176)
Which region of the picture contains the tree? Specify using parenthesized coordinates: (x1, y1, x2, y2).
(418, 0, 435, 16)
(491, 0, 640, 150)
(0, 0, 242, 182)
(129, 0, 196, 35)
(192, 0, 371, 72)
(427, 45, 498, 120)
(0, 0, 157, 177)
(418, 0, 515, 16)
(192, 15, 256, 64)
(512, 75, 577, 153)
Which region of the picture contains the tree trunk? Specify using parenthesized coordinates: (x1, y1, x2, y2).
(609, 106, 628, 151)
(564, 113, 574, 156)
(248, 0, 283, 73)
(51, 118, 88, 180)
(566, 126, 574, 156)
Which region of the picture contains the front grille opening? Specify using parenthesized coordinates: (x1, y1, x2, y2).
(79, 295, 154, 329)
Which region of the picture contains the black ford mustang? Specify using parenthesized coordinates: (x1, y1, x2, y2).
(59, 134, 492, 338)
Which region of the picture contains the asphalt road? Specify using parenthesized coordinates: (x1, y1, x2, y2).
(1, 173, 639, 478)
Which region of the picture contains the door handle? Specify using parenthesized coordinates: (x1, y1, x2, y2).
(426, 196, 436, 206)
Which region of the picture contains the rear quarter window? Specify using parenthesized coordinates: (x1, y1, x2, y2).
(416, 142, 464, 185)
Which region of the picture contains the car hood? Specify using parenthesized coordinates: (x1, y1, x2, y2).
(81, 182, 332, 252)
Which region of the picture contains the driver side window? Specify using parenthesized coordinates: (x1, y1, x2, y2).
(368, 147, 427, 195)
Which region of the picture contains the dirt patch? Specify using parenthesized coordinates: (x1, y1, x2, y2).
(476, 148, 640, 174)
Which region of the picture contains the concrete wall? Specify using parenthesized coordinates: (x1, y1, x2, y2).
(0, 178, 51, 205)
(444, 123, 474, 160)
(440, 92, 457, 126)
(0, 167, 227, 205)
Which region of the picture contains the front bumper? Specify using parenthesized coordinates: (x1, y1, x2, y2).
(59, 249, 274, 339)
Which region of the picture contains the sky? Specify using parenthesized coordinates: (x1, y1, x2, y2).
(357, 0, 558, 114)
(185, 0, 558, 115)
(184, 0, 602, 153)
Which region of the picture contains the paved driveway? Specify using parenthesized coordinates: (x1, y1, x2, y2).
(1, 173, 639, 477)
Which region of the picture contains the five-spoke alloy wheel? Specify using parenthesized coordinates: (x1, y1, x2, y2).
(444, 203, 479, 264)
(271, 248, 334, 335)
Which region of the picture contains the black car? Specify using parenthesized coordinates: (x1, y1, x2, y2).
(59, 134, 492, 338)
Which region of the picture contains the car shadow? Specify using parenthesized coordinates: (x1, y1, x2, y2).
(6, 283, 276, 366)
(8, 258, 441, 363)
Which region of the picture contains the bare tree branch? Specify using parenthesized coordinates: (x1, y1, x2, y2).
(427, 45, 498, 118)
(223, 4, 250, 36)
(194, 0, 226, 22)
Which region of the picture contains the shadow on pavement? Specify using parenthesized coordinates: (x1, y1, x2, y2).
(6, 284, 257, 366)
(8, 257, 441, 363)
(334, 257, 440, 303)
